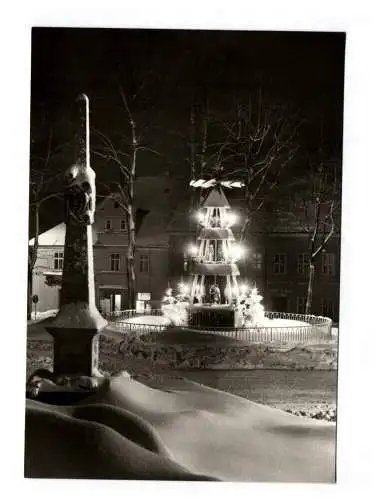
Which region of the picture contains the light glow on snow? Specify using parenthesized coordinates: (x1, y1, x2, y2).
(122, 314, 310, 329)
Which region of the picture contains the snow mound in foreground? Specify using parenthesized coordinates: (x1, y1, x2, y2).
(25, 375, 335, 482)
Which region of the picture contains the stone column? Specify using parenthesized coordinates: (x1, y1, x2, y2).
(45, 94, 107, 378)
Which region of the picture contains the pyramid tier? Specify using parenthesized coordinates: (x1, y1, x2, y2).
(197, 228, 235, 240)
(191, 262, 240, 276)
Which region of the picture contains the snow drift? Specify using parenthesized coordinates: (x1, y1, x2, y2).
(25, 374, 335, 482)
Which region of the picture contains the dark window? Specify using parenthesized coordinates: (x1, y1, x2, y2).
(321, 253, 335, 276)
(105, 219, 112, 230)
(139, 254, 149, 273)
(114, 201, 119, 208)
(120, 219, 126, 231)
(110, 253, 120, 271)
(54, 252, 64, 270)
(297, 253, 309, 274)
(273, 254, 287, 274)
(252, 252, 264, 270)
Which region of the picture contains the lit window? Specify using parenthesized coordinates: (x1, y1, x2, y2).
(321, 298, 334, 318)
(297, 253, 309, 274)
(120, 220, 126, 231)
(273, 254, 287, 274)
(54, 252, 64, 270)
(252, 252, 264, 270)
(296, 296, 307, 314)
(105, 219, 112, 230)
(139, 254, 149, 273)
(321, 253, 335, 276)
(110, 253, 120, 272)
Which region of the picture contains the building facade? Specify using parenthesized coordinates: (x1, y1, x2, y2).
(30, 177, 341, 322)
(30, 176, 181, 315)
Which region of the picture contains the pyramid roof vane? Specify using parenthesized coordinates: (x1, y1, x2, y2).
(190, 165, 245, 190)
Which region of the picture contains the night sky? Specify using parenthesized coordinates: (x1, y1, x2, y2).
(30, 28, 346, 232)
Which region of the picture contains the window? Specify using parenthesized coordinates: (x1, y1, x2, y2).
(272, 254, 287, 274)
(296, 296, 307, 314)
(321, 298, 334, 319)
(297, 253, 309, 274)
(110, 253, 120, 272)
(251, 252, 264, 270)
(120, 219, 126, 231)
(114, 201, 119, 209)
(105, 219, 112, 230)
(54, 252, 64, 270)
(139, 254, 149, 273)
(321, 253, 335, 276)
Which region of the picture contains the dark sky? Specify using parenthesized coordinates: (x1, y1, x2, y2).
(31, 28, 345, 150)
(30, 28, 345, 231)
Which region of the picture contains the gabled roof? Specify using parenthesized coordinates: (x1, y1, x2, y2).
(202, 187, 231, 208)
(29, 176, 186, 248)
(136, 211, 169, 248)
(29, 223, 66, 246)
(29, 211, 170, 249)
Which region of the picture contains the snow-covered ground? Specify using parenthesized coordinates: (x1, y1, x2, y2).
(25, 373, 336, 481)
(259, 317, 310, 327)
(28, 309, 58, 322)
(121, 315, 171, 326)
(121, 314, 310, 328)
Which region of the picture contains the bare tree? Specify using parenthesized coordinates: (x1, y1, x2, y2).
(224, 93, 302, 241)
(94, 83, 160, 309)
(189, 90, 303, 242)
(279, 156, 341, 314)
(28, 126, 68, 318)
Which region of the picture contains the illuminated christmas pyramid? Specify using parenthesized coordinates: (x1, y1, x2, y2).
(186, 185, 246, 327)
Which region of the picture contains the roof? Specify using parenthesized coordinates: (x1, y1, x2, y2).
(165, 199, 193, 233)
(29, 223, 66, 246)
(29, 211, 170, 250)
(96, 175, 186, 213)
(135, 210, 170, 248)
(202, 187, 231, 208)
(30, 176, 186, 248)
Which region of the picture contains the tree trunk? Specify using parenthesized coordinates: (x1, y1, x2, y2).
(27, 266, 32, 320)
(28, 204, 40, 319)
(305, 261, 315, 314)
(199, 106, 208, 178)
(126, 109, 137, 310)
(126, 201, 136, 309)
(189, 105, 196, 182)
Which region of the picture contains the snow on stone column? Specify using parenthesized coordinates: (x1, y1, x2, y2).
(45, 94, 107, 378)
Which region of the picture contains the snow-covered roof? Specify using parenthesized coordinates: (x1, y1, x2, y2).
(29, 223, 66, 246)
(29, 212, 170, 249)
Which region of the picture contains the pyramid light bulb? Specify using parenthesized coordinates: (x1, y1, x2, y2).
(187, 244, 198, 257)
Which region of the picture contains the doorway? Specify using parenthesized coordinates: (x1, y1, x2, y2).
(112, 293, 122, 313)
(99, 290, 123, 315)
